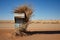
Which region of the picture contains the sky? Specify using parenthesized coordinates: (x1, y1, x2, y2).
(0, 0, 60, 20)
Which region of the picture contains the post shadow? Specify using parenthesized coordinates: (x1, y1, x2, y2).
(23, 31, 60, 35)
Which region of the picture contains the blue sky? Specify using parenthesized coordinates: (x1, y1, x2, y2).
(0, 0, 60, 20)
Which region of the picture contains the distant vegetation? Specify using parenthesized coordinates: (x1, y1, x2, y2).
(30, 20, 60, 24)
(0, 20, 60, 24)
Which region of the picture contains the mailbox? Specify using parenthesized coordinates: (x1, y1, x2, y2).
(14, 13, 25, 28)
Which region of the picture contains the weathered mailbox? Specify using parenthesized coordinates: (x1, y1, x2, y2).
(14, 5, 33, 36)
(14, 13, 27, 36)
(14, 13, 25, 24)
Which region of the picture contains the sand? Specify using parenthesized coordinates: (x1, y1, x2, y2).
(0, 29, 60, 40)
(0, 20, 60, 40)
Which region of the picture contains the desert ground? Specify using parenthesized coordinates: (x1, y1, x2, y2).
(0, 20, 60, 40)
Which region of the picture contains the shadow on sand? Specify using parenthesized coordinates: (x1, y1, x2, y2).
(23, 31, 60, 35)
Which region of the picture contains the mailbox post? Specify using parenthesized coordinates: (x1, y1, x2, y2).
(14, 13, 26, 36)
(14, 5, 33, 36)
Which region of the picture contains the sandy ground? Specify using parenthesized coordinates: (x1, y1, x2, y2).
(0, 21, 60, 31)
(27, 23, 60, 31)
(0, 29, 60, 40)
(0, 20, 60, 40)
